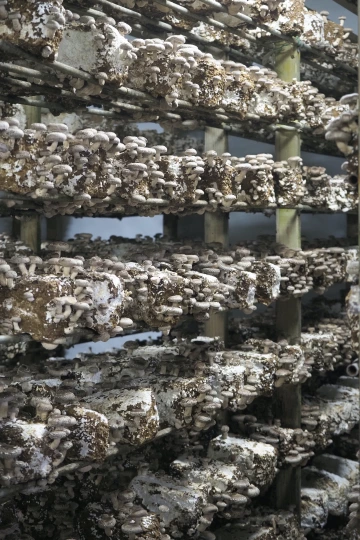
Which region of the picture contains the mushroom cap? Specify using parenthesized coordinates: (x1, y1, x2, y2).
(10, 255, 30, 264)
(93, 132, 109, 143)
(76, 128, 97, 140)
(180, 398, 197, 406)
(153, 145, 167, 153)
(98, 514, 116, 529)
(72, 302, 90, 311)
(128, 162, 147, 171)
(58, 257, 84, 267)
(166, 34, 186, 44)
(117, 21, 132, 34)
(69, 144, 86, 154)
(46, 241, 73, 252)
(48, 123, 68, 133)
(31, 123, 47, 131)
(48, 414, 77, 427)
(52, 164, 73, 175)
(146, 43, 165, 52)
(54, 391, 76, 403)
(121, 522, 143, 534)
(5, 117, 20, 126)
(48, 428, 71, 439)
(0, 443, 22, 459)
(29, 255, 43, 264)
(46, 132, 67, 143)
(37, 401, 53, 412)
(6, 127, 24, 139)
(15, 151, 31, 159)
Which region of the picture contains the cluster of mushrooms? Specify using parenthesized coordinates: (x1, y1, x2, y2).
(0, 120, 357, 215)
(0, 328, 357, 539)
(301, 452, 359, 534)
(0, 233, 357, 348)
(325, 93, 358, 182)
(0, 5, 358, 537)
(229, 310, 356, 374)
(2, 0, 357, 76)
(0, 6, 354, 132)
(70, 233, 357, 298)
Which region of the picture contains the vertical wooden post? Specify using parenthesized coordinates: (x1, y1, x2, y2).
(163, 214, 178, 240)
(20, 214, 41, 253)
(347, 213, 357, 240)
(23, 103, 42, 127)
(19, 102, 42, 253)
(203, 126, 229, 341)
(273, 42, 302, 518)
(47, 216, 64, 241)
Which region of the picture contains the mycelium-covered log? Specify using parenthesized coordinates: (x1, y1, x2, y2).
(0, 334, 312, 488)
(231, 413, 315, 467)
(0, 233, 354, 349)
(346, 285, 359, 351)
(0, 334, 299, 538)
(324, 92, 358, 182)
(0, 121, 356, 215)
(66, 234, 357, 299)
(0, 235, 235, 347)
(0, 0, 67, 60)
(302, 454, 359, 523)
(301, 379, 359, 451)
(229, 305, 355, 371)
(244, 8, 357, 67)
(0, 347, 354, 538)
(333, 425, 359, 461)
(64, 0, 358, 77)
(214, 507, 304, 540)
(0, 426, 280, 539)
(3, 0, 357, 82)
(0, 14, 351, 131)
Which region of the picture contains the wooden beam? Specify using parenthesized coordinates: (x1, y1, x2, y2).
(273, 42, 302, 519)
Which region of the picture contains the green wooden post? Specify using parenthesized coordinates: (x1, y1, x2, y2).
(20, 214, 41, 253)
(18, 102, 42, 252)
(274, 42, 302, 519)
(47, 216, 64, 241)
(203, 126, 229, 341)
(163, 214, 178, 240)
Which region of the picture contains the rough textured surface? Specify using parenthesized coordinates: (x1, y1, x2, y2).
(0, 122, 356, 216)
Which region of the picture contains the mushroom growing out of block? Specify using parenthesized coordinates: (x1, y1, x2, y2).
(98, 514, 117, 536)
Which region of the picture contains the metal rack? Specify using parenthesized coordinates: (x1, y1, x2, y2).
(0, 0, 359, 535)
